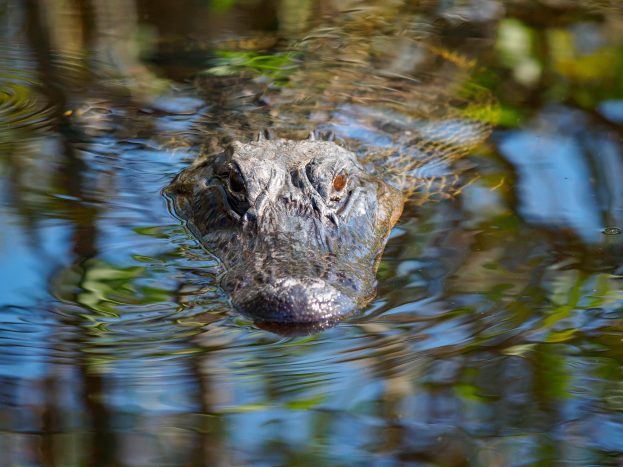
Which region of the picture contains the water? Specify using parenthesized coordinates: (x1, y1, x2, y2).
(1, 1, 623, 465)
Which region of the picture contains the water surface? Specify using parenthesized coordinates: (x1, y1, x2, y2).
(1, 1, 623, 465)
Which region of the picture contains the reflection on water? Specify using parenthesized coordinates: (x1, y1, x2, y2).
(1, 0, 623, 465)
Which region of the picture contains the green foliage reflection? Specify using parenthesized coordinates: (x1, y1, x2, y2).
(204, 50, 297, 84)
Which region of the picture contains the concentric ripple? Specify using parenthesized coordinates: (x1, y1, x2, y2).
(0, 47, 103, 139)
(0, 44, 58, 138)
(0, 77, 56, 133)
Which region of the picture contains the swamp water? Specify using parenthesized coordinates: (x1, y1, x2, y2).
(1, 1, 623, 465)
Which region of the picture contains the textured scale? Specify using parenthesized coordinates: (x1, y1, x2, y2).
(168, 5, 498, 331)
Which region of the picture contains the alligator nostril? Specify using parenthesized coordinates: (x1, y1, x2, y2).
(232, 278, 356, 324)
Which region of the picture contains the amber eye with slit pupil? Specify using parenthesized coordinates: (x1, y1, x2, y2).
(229, 169, 245, 194)
(333, 174, 347, 192)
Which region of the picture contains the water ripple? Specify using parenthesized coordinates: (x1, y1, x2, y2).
(0, 76, 55, 133)
(0, 47, 96, 137)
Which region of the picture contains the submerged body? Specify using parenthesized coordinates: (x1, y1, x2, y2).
(166, 135, 403, 329)
(165, 6, 496, 331)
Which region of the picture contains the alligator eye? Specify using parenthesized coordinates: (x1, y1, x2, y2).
(229, 169, 245, 194)
(333, 173, 347, 192)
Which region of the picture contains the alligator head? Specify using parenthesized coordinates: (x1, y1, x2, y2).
(166, 135, 403, 332)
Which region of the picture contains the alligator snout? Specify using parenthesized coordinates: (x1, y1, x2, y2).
(166, 137, 404, 333)
(232, 276, 357, 324)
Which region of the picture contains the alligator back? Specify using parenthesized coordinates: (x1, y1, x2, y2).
(193, 4, 498, 203)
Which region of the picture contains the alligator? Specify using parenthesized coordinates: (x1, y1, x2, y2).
(165, 6, 496, 332)
(166, 132, 403, 331)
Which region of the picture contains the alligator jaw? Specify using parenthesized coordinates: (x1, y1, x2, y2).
(232, 277, 357, 325)
(166, 137, 403, 333)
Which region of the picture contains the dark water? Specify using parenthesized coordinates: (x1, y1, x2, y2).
(2, 1, 623, 465)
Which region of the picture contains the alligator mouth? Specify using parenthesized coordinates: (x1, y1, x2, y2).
(232, 276, 357, 325)
(166, 138, 404, 334)
(221, 244, 372, 333)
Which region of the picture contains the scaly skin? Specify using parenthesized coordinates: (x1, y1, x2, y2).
(165, 134, 403, 330)
(164, 6, 498, 332)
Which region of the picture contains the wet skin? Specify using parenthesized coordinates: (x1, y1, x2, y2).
(166, 135, 404, 330)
